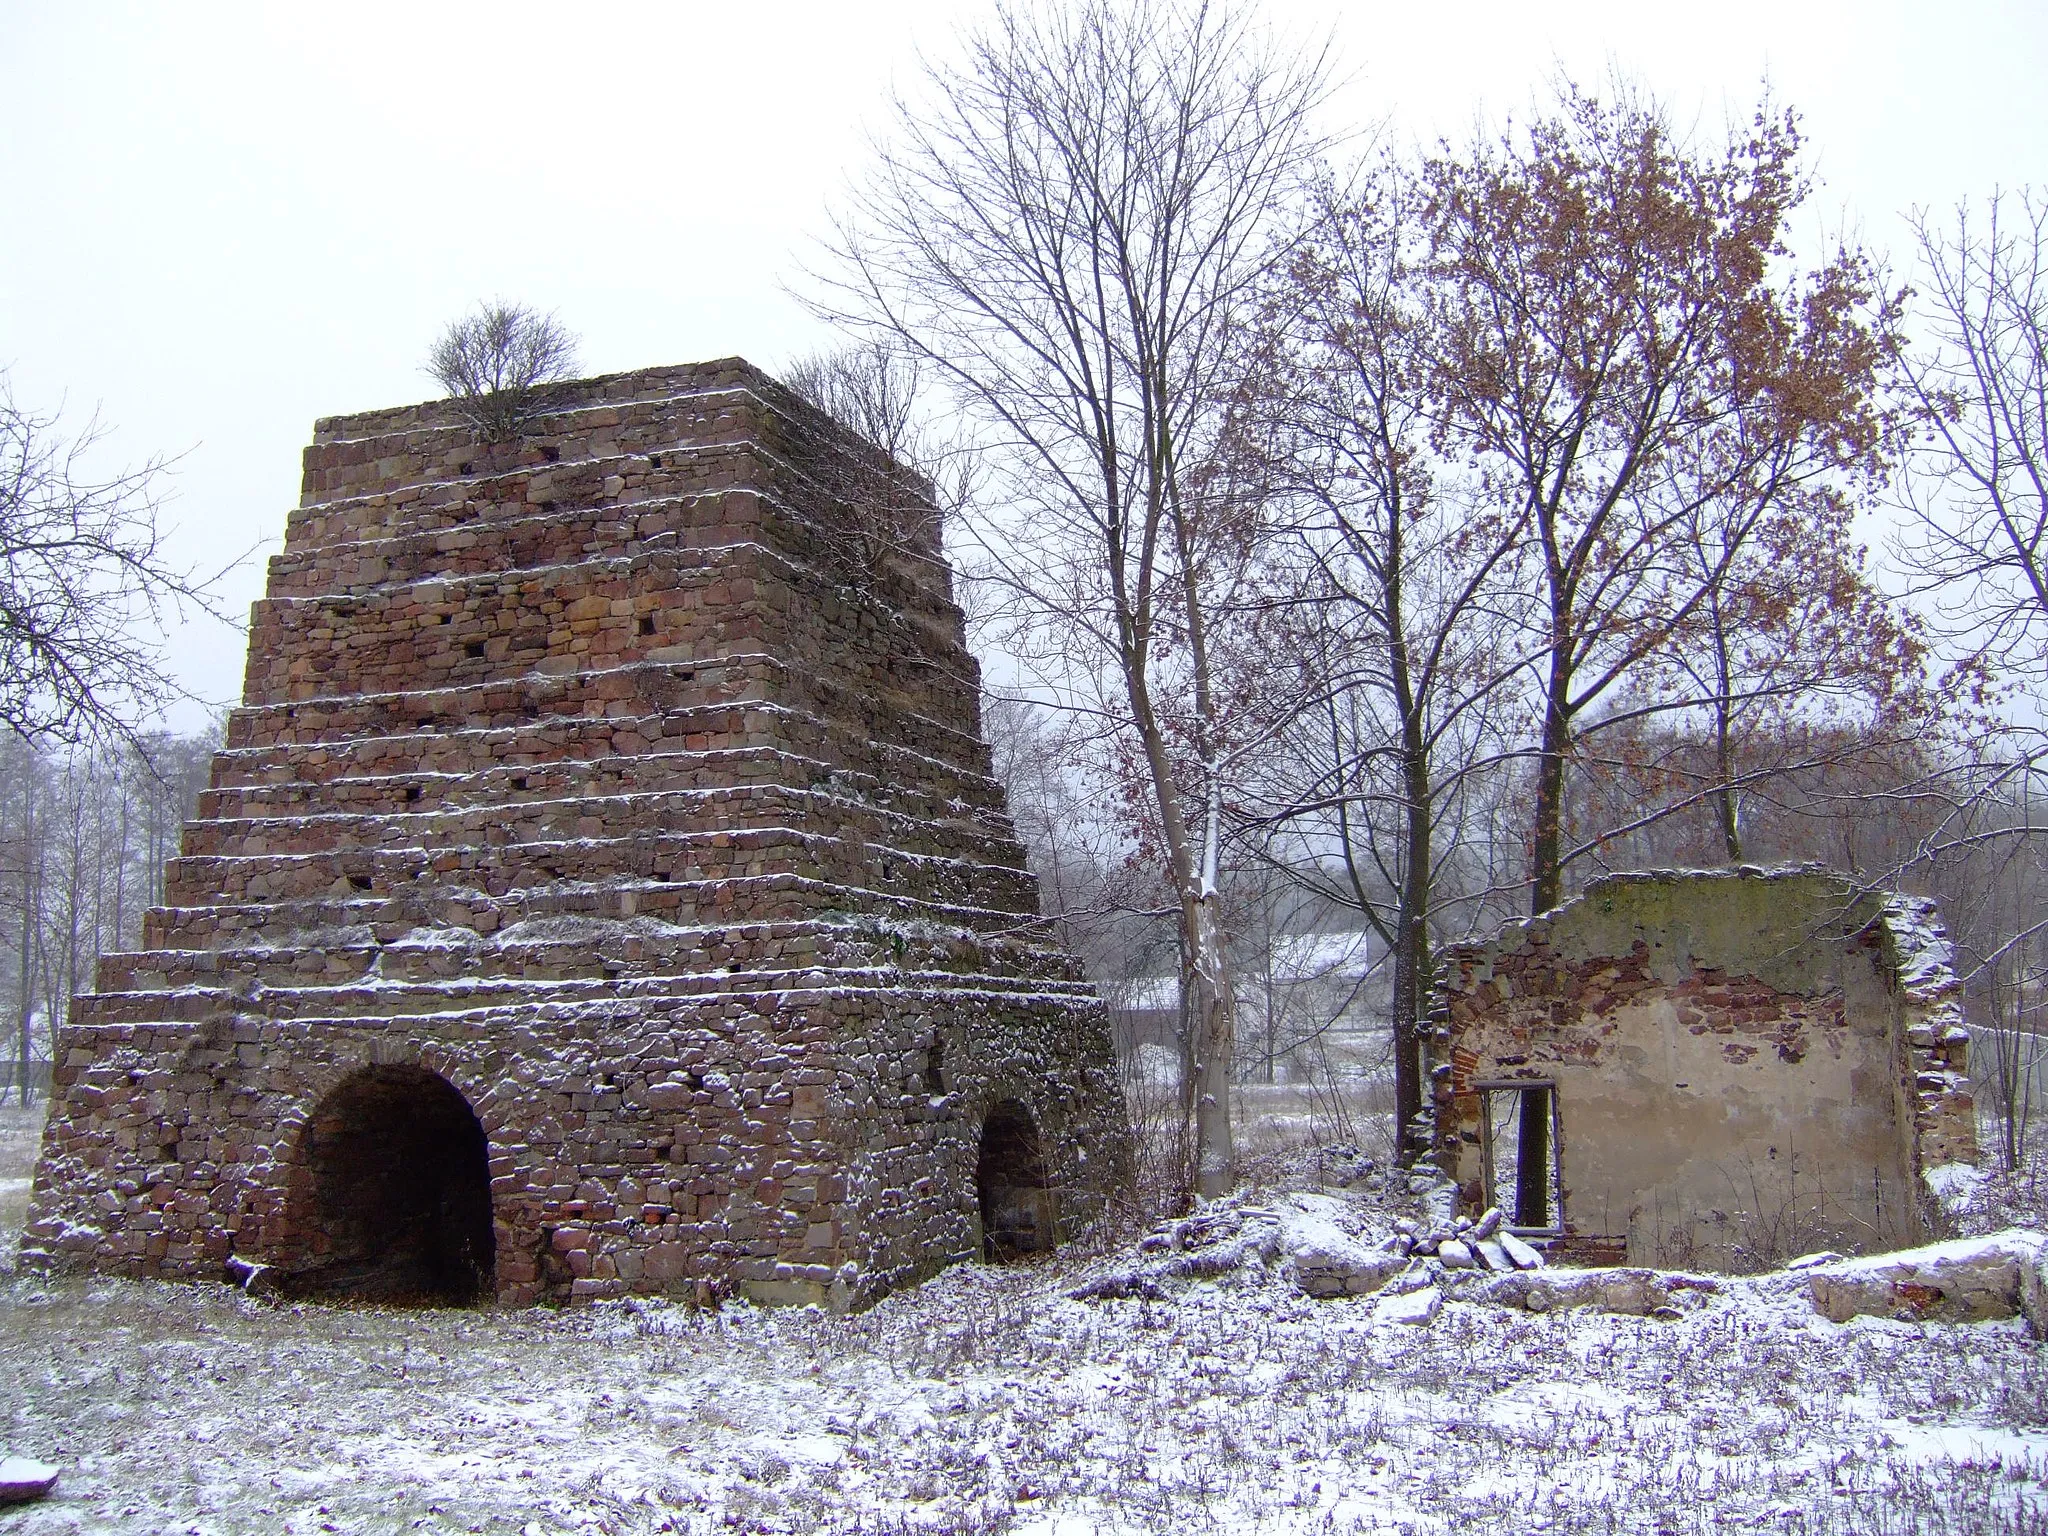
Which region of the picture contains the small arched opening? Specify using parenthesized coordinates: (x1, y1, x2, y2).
(976, 1099, 1056, 1261)
(286, 1065, 496, 1304)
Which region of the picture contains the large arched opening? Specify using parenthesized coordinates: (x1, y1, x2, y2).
(285, 1065, 496, 1304)
(975, 1099, 1056, 1262)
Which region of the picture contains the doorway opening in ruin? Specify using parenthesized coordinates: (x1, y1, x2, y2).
(286, 1065, 496, 1305)
(977, 1100, 1056, 1261)
(1477, 1081, 1564, 1233)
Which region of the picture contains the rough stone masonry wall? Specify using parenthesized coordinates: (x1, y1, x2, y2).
(1431, 869, 1976, 1269)
(23, 360, 1132, 1306)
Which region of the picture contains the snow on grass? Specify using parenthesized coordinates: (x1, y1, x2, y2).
(1, 1230, 2044, 1534)
(4, 1101, 2046, 1534)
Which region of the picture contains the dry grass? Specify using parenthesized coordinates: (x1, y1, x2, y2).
(3, 1099, 2045, 1533)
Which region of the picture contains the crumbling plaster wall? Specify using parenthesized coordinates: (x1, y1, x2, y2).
(1431, 869, 1976, 1268)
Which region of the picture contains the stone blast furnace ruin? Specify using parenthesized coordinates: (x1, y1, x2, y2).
(22, 360, 1132, 1307)
(1431, 867, 1978, 1269)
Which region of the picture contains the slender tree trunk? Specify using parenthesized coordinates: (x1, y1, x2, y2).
(1522, 569, 1573, 1212)
(15, 775, 36, 1107)
(1260, 895, 1278, 1085)
(1393, 749, 1432, 1165)
(1529, 525, 1576, 915)
(1386, 536, 1432, 1165)
(1187, 887, 1236, 1198)
(1121, 622, 1236, 1201)
(1714, 721, 1743, 863)
(1529, 686, 1572, 915)
(1711, 602, 1744, 863)
(1168, 432, 1238, 1200)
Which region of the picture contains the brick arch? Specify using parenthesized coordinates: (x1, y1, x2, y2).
(273, 1061, 497, 1304)
(254, 1043, 499, 1251)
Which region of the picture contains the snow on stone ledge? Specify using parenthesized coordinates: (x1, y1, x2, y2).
(1793, 1229, 2048, 1330)
(1881, 892, 1962, 997)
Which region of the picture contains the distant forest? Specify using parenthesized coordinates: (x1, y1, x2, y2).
(1, 727, 216, 1100)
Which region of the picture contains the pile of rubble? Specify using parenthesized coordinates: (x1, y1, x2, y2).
(1068, 1193, 1559, 1303)
(1069, 1193, 1399, 1301)
(1389, 1206, 1547, 1273)
(1063, 1154, 2048, 1339)
(1789, 1231, 2048, 1328)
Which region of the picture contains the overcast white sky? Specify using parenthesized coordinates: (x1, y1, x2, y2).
(2, 1, 2042, 731)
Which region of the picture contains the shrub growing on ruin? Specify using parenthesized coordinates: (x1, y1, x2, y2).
(425, 302, 580, 441)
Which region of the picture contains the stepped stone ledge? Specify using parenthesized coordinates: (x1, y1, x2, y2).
(24, 358, 1133, 1307)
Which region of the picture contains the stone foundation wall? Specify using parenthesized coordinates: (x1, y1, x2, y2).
(24, 360, 1131, 1305)
(1430, 869, 1976, 1269)
(33, 982, 1121, 1307)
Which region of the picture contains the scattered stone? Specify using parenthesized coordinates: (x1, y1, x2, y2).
(1378, 1285, 1442, 1326)
(1304, 1141, 1379, 1189)
(0, 1458, 59, 1505)
(1075, 1193, 1397, 1303)
(2023, 1249, 2048, 1339)
(1475, 1238, 1510, 1272)
(1438, 1239, 1475, 1269)
(1342, 1261, 1405, 1295)
(1296, 1250, 1407, 1299)
(1458, 1267, 1718, 1316)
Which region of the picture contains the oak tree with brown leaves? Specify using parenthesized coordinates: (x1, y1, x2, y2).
(1422, 83, 1902, 917)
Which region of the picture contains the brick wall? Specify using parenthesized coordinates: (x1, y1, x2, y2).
(23, 361, 1132, 1306)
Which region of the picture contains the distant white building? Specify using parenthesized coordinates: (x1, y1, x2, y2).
(1103, 932, 1382, 1080)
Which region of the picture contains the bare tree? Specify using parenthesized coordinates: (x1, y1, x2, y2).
(0, 377, 230, 1101)
(1924, 774, 2048, 1176)
(779, 342, 969, 578)
(0, 723, 217, 1105)
(1232, 172, 1529, 1162)
(425, 301, 580, 440)
(783, 342, 927, 470)
(1891, 189, 2048, 1176)
(1897, 190, 2048, 672)
(2, 737, 44, 1107)
(0, 376, 231, 748)
(817, 0, 1331, 1198)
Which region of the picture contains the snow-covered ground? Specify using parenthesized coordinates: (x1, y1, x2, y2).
(0, 1103, 39, 1260)
(3, 1104, 2046, 1535)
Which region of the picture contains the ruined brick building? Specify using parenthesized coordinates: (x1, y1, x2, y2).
(1431, 868, 1978, 1268)
(23, 360, 1132, 1306)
